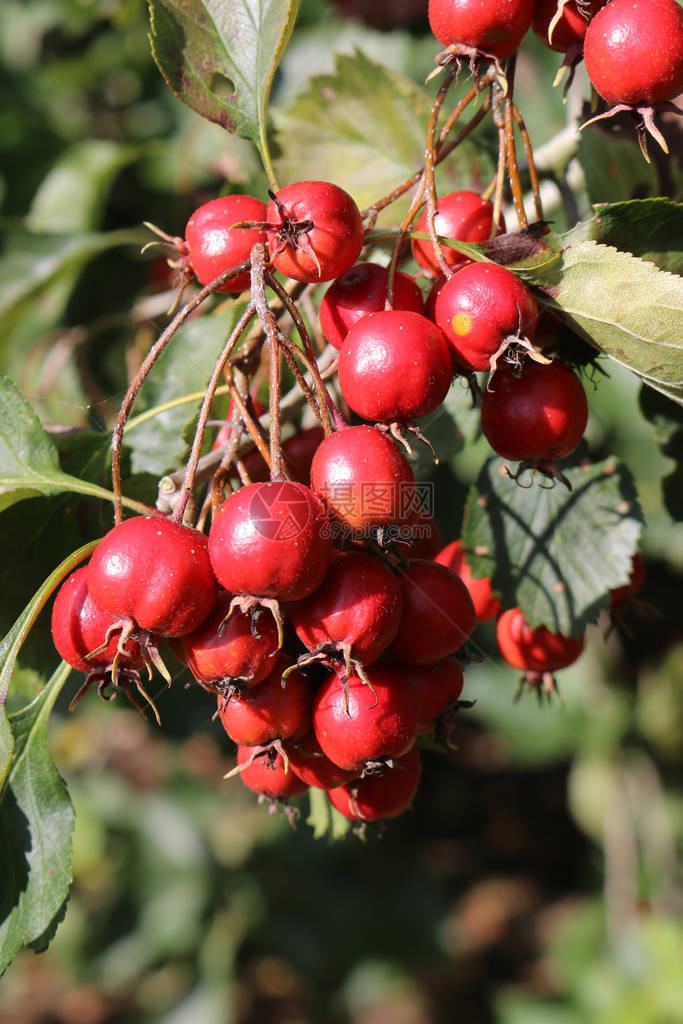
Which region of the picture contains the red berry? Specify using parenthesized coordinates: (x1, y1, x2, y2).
(329, 745, 421, 821)
(533, 0, 602, 53)
(266, 181, 364, 283)
(285, 731, 360, 790)
(289, 551, 403, 667)
(185, 194, 267, 294)
(51, 566, 143, 673)
(310, 426, 417, 533)
(313, 667, 418, 772)
(404, 512, 444, 560)
(319, 263, 424, 350)
(391, 559, 476, 666)
(480, 360, 588, 463)
(338, 310, 453, 423)
(496, 607, 584, 673)
(583, 0, 683, 105)
(236, 745, 309, 799)
(434, 263, 538, 373)
(217, 657, 313, 747)
(403, 658, 464, 734)
(87, 517, 217, 638)
(424, 274, 448, 322)
(208, 482, 332, 602)
(428, 0, 535, 58)
(169, 591, 280, 689)
(435, 539, 501, 622)
(610, 552, 646, 610)
(412, 191, 504, 276)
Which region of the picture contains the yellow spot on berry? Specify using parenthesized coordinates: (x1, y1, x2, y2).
(451, 313, 472, 336)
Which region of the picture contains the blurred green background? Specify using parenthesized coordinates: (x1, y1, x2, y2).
(1, 1, 682, 1022)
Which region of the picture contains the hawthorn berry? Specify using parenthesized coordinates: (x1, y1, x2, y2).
(480, 359, 588, 469)
(338, 310, 453, 423)
(310, 425, 417, 534)
(532, 0, 603, 53)
(403, 658, 464, 734)
(428, 0, 535, 59)
(434, 262, 539, 373)
(391, 559, 476, 665)
(328, 745, 421, 822)
(319, 263, 424, 350)
(236, 744, 309, 800)
(435, 539, 501, 622)
(496, 607, 585, 699)
(265, 180, 364, 283)
(285, 731, 360, 790)
(411, 191, 504, 276)
(217, 656, 313, 748)
(185, 194, 268, 294)
(208, 481, 332, 602)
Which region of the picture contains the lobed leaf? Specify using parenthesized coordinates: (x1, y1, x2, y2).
(462, 455, 643, 637)
(0, 662, 74, 976)
(148, 0, 299, 179)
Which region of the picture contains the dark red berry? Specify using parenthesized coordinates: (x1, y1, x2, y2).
(610, 552, 646, 610)
(435, 539, 501, 623)
(428, 0, 535, 58)
(391, 559, 476, 665)
(434, 263, 538, 373)
(208, 482, 332, 602)
(266, 181, 364, 283)
(338, 310, 453, 423)
(533, 0, 603, 53)
(319, 263, 424, 350)
(236, 745, 309, 799)
(480, 360, 588, 463)
(285, 731, 360, 790)
(496, 607, 584, 673)
(217, 656, 313, 747)
(328, 745, 421, 821)
(403, 658, 464, 734)
(185, 194, 267, 294)
(412, 191, 504, 276)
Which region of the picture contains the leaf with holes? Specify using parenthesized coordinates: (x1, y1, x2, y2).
(148, 0, 299, 179)
(462, 455, 643, 636)
(0, 662, 74, 976)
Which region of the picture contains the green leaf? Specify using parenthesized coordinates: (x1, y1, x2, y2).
(273, 51, 492, 224)
(534, 241, 683, 404)
(0, 709, 12, 799)
(578, 130, 660, 209)
(562, 199, 683, 276)
(0, 540, 99, 708)
(639, 385, 683, 522)
(462, 455, 643, 636)
(26, 140, 141, 234)
(125, 307, 246, 477)
(148, 0, 299, 181)
(0, 377, 150, 514)
(0, 662, 74, 975)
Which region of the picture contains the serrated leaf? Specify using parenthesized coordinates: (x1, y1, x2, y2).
(125, 306, 247, 476)
(273, 51, 492, 224)
(0, 377, 150, 514)
(534, 241, 683, 404)
(148, 0, 299, 179)
(562, 199, 683, 276)
(578, 130, 660, 209)
(462, 455, 643, 636)
(26, 140, 141, 234)
(0, 662, 74, 975)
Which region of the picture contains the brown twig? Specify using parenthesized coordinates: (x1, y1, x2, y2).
(503, 56, 528, 228)
(512, 100, 543, 222)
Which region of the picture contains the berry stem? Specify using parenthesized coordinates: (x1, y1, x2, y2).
(511, 101, 543, 222)
(172, 301, 258, 525)
(489, 84, 507, 232)
(111, 259, 251, 524)
(424, 64, 460, 279)
(503, 56, 528, 229)
(249, 243, 285, 481)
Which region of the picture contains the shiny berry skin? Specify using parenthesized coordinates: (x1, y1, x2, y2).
(403, 658, 464, 734)
(434, 263, 538, 372)
(338, 310, 453, 423)
(428, 0, 535, 59)
(51, 566, 144, 673)
(237, 745, 309, 799)
(169, 591, 280, 688)
(533, 0, 602, 53)
(87, 517, 217, 638)
(285, 731, 360, 790)
(313, 667, 418, 772)
(266, 181, 364, 283)
(319, 263, 424, 350)
(435, 539, 501, 622)
(496, 607, 584, 673)
(583, 0, 683, 105)
(391, 559, 476, 666)
(217, 657, 312, 747)
(185, 194, 267, 294)
(480, 360, 588, 462)
(329, 745, 421, 821)
(310, 426, 416, 532)
(289, 552, 403, 666)
(208, 482, 332, 602)
(412, 191, 504, 276)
